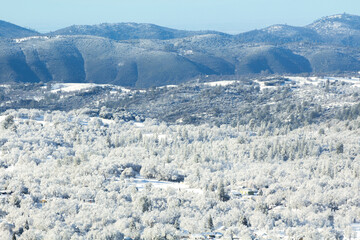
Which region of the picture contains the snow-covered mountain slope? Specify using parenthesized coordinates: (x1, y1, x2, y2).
(0, 20, 39, 38)
(306, 13, 360, 46)
(49, 22, 228, 40)
(307, 13, 360, 35)
(1, 14, 360, 87)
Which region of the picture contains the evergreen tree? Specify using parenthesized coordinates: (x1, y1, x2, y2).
(217, 181, 229, 202)
(206, 215, 214, 231)
(336, 143, 344, 154)
(2, 115, 14, 130)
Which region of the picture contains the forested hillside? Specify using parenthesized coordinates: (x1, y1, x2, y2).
(0, 76, 360, 239)
(1, 14, 360, 87)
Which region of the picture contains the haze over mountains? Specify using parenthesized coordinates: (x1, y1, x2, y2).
(1, 13, 360, 87)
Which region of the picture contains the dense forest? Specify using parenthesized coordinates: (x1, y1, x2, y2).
(0, 76, 359, 239)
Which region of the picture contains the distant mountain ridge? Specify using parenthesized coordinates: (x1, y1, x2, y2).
(2, 13, 360, 43)
(49, 22, 229, 40)
(234, 24, 323, 44)
(0, 14, 360, 87)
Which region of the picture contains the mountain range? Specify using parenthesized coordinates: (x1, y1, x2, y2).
(1, 13, 360, 87)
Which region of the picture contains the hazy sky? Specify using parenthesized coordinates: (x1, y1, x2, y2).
(2, 0, 360, 33)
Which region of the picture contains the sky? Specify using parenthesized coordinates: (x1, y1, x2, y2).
(2, 0, 360, 34)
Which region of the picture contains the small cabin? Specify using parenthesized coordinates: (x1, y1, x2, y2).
(238, 188, 258, 196)
(231, 187, 258, 198)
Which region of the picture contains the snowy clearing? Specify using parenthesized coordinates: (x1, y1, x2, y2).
(50, 83, 105, 93)
(286, 76, 360, 87)
(14, 36, 51, 43)
(125, 176, 203, 194)
(203, 80, 238, 87)
(46, 83, 132, 93)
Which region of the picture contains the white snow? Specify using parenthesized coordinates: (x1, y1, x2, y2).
(184, 50, 193, 55)
(47, 83, 132, 94)
(265, 25, 286, 33)
(284, 76, 360, 88)
(253, 79, 275, 90)
(327, 77, 360, 86)
(349, 223, 360, 240)
(328, 14, 344, 19)
(285, 76, 323, 86)
(14, 36, 50, 43)
(159, 76, 360, 90)
(157, 85, 178, 89)
(142, 133, 168, 141)
(203, 80, 238, 87)
(270, 25, 283, 30)
(133, 122, 145, 128)
(120, 87, 132, 93)
(0, 116, 7, 123)
(253, 78, 293, 90)
(101, 119, 115, 125)
(50, 83, 100, 93)
(126, 176, 203, 194)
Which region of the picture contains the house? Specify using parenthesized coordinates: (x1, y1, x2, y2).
(230, 187, 258, 198)
(238, 187, 258, 196)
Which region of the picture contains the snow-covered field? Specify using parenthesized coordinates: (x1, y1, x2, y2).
(157, 76, 360, 91)
(125, 176, 203, 194)
(14, 36, 52, 43)
(286, 76, 360, 87)
(238, 76, 360, 91)
(203, 80, 238, 87)
(14, 76, 360, 98)
(49, 83, 104, 93)
(47, 83, 132, 94)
